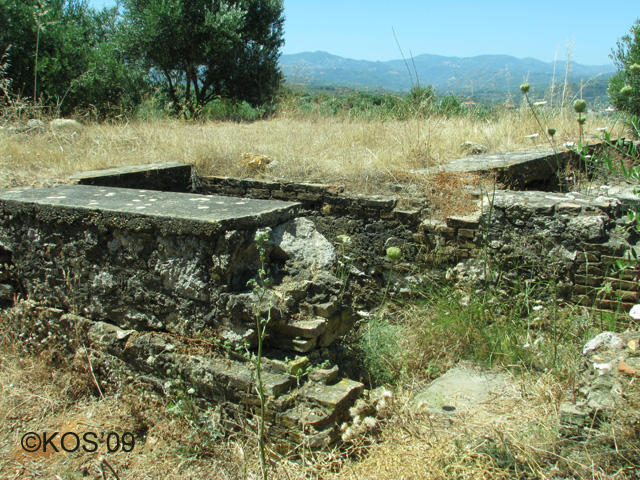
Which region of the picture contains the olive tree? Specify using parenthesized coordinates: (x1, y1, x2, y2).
(0, 0, 149, 117)
(608, 19, 640, 117)
(121, 0, 285, 118)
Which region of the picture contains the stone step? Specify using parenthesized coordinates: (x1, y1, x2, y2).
(273, 318, 327, 339)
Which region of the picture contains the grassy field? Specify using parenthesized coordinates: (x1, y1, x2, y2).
(1, 99, 639, 479)
(1, 99, 627, 193)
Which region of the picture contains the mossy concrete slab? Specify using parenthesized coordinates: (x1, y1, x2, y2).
(0, 184, 300, 234)
(70, 162, 193, 192)
(413, 148, 568, 187)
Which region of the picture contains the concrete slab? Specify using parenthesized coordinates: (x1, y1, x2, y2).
(70, 162, 192, 192)
(0, 184, 300, 233)
(412, 148, 568, 187)
(414, 362, 513, 413)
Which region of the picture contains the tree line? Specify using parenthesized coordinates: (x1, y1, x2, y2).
(1, 3, 640, 122)
(0, 0, 284, 119)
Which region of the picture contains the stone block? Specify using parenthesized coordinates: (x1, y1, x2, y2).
(556, 202, 583, 215)
(318, 309, 354, 347)
(446, 211, 482, 229)
(602, 255, 634, 267)
(577, 252, 600, 263)
(314, 301, 338, 318)
(71, 162, 193, 193)
(271, 190, 297, 201)
(603, 289, 638, 302)
(300, 378, 365, 413)
(249, 188, 271, 199)
(264, 373, 296, 397)
(576, 263, 605, 276)
(269, 336, 317, 353)
(458, 228, 476, 239)
(394, 209, 421, 224)
(309, 365, 339, 385)
(287, 356, 311, 376)
(274, 318, 327, 339)
(358, 196, 396, 210)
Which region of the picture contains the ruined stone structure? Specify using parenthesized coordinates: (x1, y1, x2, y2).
(1, 146, 639, 448)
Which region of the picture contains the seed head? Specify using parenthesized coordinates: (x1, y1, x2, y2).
(547, 128, 556, 137)
(386, 246, 402, 262)
(520, 83, 530, 94)
(573, 99, 587, 113)
(621, 85, 634, 97)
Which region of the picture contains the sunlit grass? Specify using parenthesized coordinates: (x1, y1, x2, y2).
(0, 108, 627, 193)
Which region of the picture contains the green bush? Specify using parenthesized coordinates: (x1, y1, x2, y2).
(608, 20, 640, 117)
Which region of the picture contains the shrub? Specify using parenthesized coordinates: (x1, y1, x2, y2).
(608, 20, 640, 117)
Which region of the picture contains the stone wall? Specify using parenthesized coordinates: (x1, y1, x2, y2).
(422, 190, 640, 311)
(4, 159, 640, 450)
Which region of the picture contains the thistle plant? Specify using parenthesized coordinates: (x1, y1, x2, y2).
(573, 99, 587, 144)
(382, 246, 402, 304)
(245, 231, 273, 480)
(520, 83, 557, 151)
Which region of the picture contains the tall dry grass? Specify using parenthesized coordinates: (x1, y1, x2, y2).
(0, 108, 627, 193)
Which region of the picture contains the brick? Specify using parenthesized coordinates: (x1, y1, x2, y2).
(577, 252, 600, 263)
(574, 274, 604, 287)
(297, 192, 323, 203)
(458, 228, 476, 239)
(576, 263, 605, 276)
(249, 188, 271, 199)
(573, 284, 598, 296)
(394, 209, 421, 224)
(271, 190, 297, 201)
(604, 277, 639, 291)
(603, 289, 638, 302)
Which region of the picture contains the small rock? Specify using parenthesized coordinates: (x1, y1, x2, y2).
(0, 283, 13, 300)
(309, 365, 339, 384)
(50, 118, 82, 133)
(26, 119, 45, 133)
(460, 141, 488, 155)
(583, 332, 624, 355)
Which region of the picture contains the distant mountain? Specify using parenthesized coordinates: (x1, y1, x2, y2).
(279, 51, 617, 103)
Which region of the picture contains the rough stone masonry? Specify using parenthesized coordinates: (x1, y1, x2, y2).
(0, 182, 365, 449)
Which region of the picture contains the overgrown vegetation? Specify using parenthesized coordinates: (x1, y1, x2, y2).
(608, 19, 640, 118)
(2, 7, 640, 480)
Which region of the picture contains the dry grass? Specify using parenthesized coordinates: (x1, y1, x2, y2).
(2, 300, 638, 479)
(0, 109, 626, 194)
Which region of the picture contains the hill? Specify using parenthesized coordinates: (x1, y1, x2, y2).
(280, 51, 616, 105)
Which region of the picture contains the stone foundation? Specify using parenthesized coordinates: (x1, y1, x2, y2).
(3, 151, 640, 449)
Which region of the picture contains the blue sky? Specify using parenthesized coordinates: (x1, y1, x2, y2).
(88, 0, 638, 66)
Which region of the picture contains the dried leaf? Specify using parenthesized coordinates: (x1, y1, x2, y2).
(618, 359, 637, 375)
